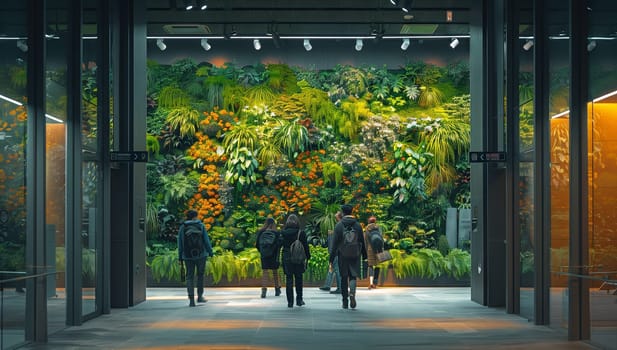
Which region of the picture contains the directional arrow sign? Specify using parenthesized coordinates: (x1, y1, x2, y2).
(469, 151, 506, 163)
(110, 151, 148, 162)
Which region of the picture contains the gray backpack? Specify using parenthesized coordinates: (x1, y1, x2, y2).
(289, 230, 307, 265)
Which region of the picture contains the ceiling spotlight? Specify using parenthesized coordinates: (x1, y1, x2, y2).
(587, 40, 597, 52)
(16, 39, 28, 52)
(401, 38, 410, 50)
(156, 39, 166, 51)
(198, 0, 207, 10)
(303, 39, 312, 51)
(200, 38, 211, 51)
(402, 0, 413, 13)
(355, 39, 363, 51)
(449, 37, 459, 49)
(523, 39, 534, 51)
(183, 0, 195, 10)
(253, 39, 261, 51)
(390, 0, 398, 5)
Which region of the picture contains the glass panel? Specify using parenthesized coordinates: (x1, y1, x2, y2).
(81, 0, 99, 316)
(0, 2, 29, 347)
(547, 0, 570, 332)
(587, 1, 617, 348)
(518, 0, 535, 320)
(46, 0, 69, 335)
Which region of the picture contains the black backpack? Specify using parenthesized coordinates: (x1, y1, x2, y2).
(289, 230, 307, 265)
(259, 230, 278, 258)
(183, 222, 205, 258)
(367, 227, 384, 253)
(339, 222, 361, 258)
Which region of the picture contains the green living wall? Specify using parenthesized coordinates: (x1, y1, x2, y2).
(146, 59, 472, 284)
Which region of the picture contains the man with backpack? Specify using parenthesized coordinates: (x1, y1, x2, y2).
(178, 209, 214, 307)
(329, 204, 367, 309)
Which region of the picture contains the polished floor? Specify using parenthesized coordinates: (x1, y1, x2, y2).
(22, 287, 605, 350)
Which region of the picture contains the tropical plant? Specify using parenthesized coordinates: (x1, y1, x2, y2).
(224, 147, 259, 191)
(159, 172, 199, 206)
(266, 63, 299, 94)
(272, 119, 310, 159)
(418, 86, 444, 108)
(146, 134, 160, 157)
(166, 107, 201, 139)
(322, 161, 343, 187)
(390, 142, 431, 204)
(222, 123, 259, 153)
(158, 86, 190, 108)
(245, 85, 277, 106)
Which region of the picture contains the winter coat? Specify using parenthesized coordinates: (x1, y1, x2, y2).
(364, 223, 381, 266)
(280, 226, 311, 275)
(177, 219, 214, 261)
(256, 229, 282, 270)
(330, 215, 367, 278)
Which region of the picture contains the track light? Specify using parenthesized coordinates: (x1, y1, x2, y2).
(401, 38, 410, 50)
(402, 0, 412, 12)
(523, 39, 534, 51)
(183, 0, 195, 10)
(449, 38, 459, 49)
(156, 39, 166, 51)
(355, 39, 363, 51)
(587, 40, 597, 52)
(198, 0, 207, 10)
(16, 39, 28, 52)
(390, 0, 398, 5)
(253, 39, 261, 50)
(200, 38, 211, 51)
(303, 39, 312, 51)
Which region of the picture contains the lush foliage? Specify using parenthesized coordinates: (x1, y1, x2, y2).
(145, 59, 472, 283)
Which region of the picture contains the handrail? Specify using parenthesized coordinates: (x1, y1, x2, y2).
(552, 271, 617, 284)
(0, 271, 56, 286)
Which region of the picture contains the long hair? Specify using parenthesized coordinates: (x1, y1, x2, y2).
(284, 213, 300, 229)
(259, 217, 277, 232)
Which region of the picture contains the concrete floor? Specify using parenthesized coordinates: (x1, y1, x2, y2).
(20, 287, 606, 350)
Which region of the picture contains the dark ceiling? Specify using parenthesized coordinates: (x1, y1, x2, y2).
(146, 0, 472, 39)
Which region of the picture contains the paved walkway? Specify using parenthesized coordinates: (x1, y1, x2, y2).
(23, 287, 601, 350)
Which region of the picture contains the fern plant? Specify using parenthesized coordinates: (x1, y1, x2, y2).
(272, 119, 310, 159)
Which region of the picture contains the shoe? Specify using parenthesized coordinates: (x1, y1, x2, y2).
(261, 288, 267, 298)
(319, 286, 330, 291)
(330, 289, 341, 294)
(350, 294, 356, 309)
(288, 302, 293, 308)
(189, 298, 196, 307)
(368, 284, 376, 290)
(275, 287, 281, 296)
(197, 296, 207, 303)
(296, 299, 305, 306)
(342, 299, 348, 309)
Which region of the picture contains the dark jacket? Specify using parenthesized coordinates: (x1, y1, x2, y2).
(256, 228, 282, 269)
(330, 215, 367, 278)
(280, 226, 311, 275)
(177, 219, 214, 261)
(364, 223, 381, 266)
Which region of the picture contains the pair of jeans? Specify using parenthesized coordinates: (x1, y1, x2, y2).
(184, 258, 206, 298)
(323, 256, 341, 289)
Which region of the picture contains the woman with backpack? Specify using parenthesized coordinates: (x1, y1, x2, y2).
(365, 216, 383, 289)
(256, 217, 282, 298)
(280, 214, 310, 308)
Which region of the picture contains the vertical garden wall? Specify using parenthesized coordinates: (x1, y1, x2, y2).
(145, 57, 473, 285)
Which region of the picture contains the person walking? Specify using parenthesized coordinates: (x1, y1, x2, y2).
(319, 211, 342, 294)
(330, 204, 366, 309)
(365, 216, 382, 289)
(256, 217, 282, 298)
(280, 214, 310, 308)
(177, 209, 214, 307)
